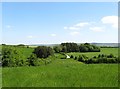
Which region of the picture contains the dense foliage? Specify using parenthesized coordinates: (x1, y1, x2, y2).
(2, 45, 54, 67)
(61, 43, 79, 52)
(2, 46, 26, 67)
(27, 54, 40, 66)
(72, 54, 119, 64)
(56, 43, 100, 53)
(79, 43, 100, 52)
(33, 46, 54, 58)
(53, 46, 62, 53)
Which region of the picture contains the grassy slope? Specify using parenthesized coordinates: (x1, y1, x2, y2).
(67, 48, 118, 58)
(2, 59, 118, 87)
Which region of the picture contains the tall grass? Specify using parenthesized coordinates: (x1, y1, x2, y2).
(2, 59, 118, 87)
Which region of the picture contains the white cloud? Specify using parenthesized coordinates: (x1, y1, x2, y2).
(74, 22, 89, 27)
(90, 27, 104, 32)
(64, 22, 90, 31)
(69, 27, 79, 30)
(50, 34, 56, 37)
(64, 27, 68, 29)
(70, 31, 80, 36)
(27, 36, 34, 39)
(101, 16, 118, 28)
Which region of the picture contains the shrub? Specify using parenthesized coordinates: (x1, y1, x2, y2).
(74, 56, 77, 60)
(70, 55, 74, 58)
(2, 46, 26, 67)
(82, 54, 88, 59)
(107, 54, 114, 58)
(79, 54, 118, 64)
(27, 54, 39, 66)
(93, 56, 97, 58)
(53, 46, 62, 53)
(78, 55, 84, 62)
(33, 46, 54, 58)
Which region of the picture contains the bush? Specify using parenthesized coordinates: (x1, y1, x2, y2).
(61, 56, 66, 59)
(87, 58, 93, 64)
(82, 54, 88, 59)
(70, 55, 74, 58)
(74, 56, 77, 60)
(53, 46, 62, 53)
(78, 55, 84, 62)
(2, 46, 26, 67)
(79, 54, 118, 64)
(93, 56, 97, 58)
(107, 54, 114, 58)
(33, 46, 54, 58)
(27, 54, 39, 66)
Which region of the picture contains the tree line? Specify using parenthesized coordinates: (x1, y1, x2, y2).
(70, 54, 119, 64)
(54, 43, 100, 53)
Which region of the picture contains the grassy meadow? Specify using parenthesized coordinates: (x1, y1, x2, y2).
(2, 47, 119, 87)
(67, 48, 118, 58)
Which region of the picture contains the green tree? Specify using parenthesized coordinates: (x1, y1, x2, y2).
(33, 46, 54, 58)
(53, 46, 62, 53)
(27, 54, 39, 66)
(2, 46, 25, 67)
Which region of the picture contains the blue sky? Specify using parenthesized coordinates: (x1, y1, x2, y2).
(2, 2, 118, 44)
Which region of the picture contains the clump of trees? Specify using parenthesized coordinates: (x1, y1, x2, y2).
(73, 54, 119, 64)
(53, 43, 100, 53)
(79, 43, 100, 52)
(33, 46, 54, 58)
(17, 44, 25, 47)
(2, 46, 26, 67)
(61, 43, 79, 52)
(53, 46, 62, 53)
(27, 54, 40, 66)
(2, 46, 54, 67)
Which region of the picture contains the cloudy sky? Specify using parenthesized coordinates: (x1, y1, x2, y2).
(2, 2, 118, 44)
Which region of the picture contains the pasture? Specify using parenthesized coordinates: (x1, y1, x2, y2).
(67, 48, 118, 58)
(2, 61, 118, 87)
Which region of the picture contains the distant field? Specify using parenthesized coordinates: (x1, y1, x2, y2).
(67, 48, 118, 58)
(29, 45, 38, 48)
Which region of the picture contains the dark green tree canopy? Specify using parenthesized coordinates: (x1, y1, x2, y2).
(60, 43, 100, 52)
(61, 43, 79, 52)
(33, 46, 54, 58)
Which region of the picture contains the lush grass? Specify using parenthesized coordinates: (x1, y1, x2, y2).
(67, 48, 118, 58)
(2, 59, 118, 87)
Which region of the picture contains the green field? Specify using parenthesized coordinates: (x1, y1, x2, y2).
(67, 48, 118, 58)
(14, 47, 34, 59)
(2, 47, 119, 87)
(2, 61, 118, 87)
